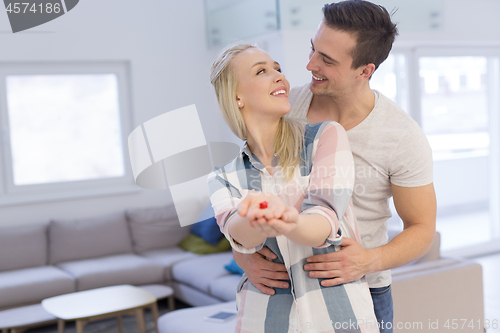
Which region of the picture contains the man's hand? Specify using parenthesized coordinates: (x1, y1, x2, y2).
(303, 184, 436, 287)
(232, 247, 290, 295)
(303, 237, 376, 287)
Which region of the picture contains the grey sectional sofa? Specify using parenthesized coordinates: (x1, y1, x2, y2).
(0, 205, 486, 333)
(0, 204, 236, 311)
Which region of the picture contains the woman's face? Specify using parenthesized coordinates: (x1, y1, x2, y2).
(232, 48, 290, 118)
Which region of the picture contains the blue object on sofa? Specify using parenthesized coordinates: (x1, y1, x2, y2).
(224, 259, 243, 275)
(190, 204, 223, 246)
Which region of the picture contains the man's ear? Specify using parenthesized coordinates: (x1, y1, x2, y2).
(358, 63, 376, 80)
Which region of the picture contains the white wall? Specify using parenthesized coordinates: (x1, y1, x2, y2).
(0, 0, 229, 226)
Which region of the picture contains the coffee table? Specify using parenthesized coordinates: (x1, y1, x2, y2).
(42, 285, 158, 333)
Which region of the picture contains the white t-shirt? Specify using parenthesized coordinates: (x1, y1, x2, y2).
(288, 84, 433, 288)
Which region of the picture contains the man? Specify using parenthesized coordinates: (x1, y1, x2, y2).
(234, 1, 437, 332)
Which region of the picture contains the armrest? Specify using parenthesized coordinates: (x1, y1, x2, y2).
(391, 258, 484, 332)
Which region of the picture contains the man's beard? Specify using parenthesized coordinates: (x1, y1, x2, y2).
(309, 81, 345, 100)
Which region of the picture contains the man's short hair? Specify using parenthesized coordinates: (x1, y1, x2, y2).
(322, 0, 398, 71)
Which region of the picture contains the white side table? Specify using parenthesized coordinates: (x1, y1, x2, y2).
(42, 285, 157, 333)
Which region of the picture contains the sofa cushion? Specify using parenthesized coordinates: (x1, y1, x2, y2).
(157, 301, 237, 333)
(208, 275, 241, 302)
(0, 224, 47, 272)
(171, 252, 233, 294)
(126, 205, 191, 253)
(56, 254, 164, 291)
(0, 266, 75, 309)
(179, 234, 230, 254)
(49, 212, 133, 264)
(140, 247, 198, 281)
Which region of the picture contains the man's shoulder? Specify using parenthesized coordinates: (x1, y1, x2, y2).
(288, 83, 312, 120)
(371, 91, 422, 133)
(349, 91, 429, 158)
(289, 83, 310, 102)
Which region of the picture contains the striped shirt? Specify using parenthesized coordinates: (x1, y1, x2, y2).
(207, 121, 379, 333)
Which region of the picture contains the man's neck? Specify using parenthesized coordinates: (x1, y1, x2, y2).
(308, 87, 375, 131)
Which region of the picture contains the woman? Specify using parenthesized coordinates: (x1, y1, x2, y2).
(208, 42, 378, 333)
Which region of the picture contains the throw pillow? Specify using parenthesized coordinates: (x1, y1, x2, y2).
(126, 205, 190, 253)
(179, 234, 230, 254)
(49, 212, 132, 264)
(0, 224, 47, 272)
(224, 258, 244, 275)
(190, 204, 223, 246)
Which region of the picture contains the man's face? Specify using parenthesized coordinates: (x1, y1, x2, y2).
(306, 21, 361, 99)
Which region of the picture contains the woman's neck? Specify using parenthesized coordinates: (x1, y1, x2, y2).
(245, 116, 280, 168)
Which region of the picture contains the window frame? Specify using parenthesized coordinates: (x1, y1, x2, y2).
(0, 61, 138, 206)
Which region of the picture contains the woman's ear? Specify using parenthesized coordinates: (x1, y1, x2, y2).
(236, 97, 244, 108)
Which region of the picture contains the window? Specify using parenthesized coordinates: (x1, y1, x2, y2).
(0, 62, 135, 205)
(419, 56, 489, 159)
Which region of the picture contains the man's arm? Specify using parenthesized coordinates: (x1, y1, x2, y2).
(380, 183, 437, 268)
(304, 183, 437, 286)
(232, 248, 290, 295)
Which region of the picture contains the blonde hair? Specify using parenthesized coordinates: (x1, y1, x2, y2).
(210, 42, 304, 179)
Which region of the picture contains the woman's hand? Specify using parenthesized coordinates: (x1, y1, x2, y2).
(238, 191, 300, 237)
(237, 191, 286, 237)
(238, 191, 286, 220)
(261, 206, 300, 235)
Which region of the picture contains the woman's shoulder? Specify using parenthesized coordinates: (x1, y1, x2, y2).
(304, 121, 344, 141)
